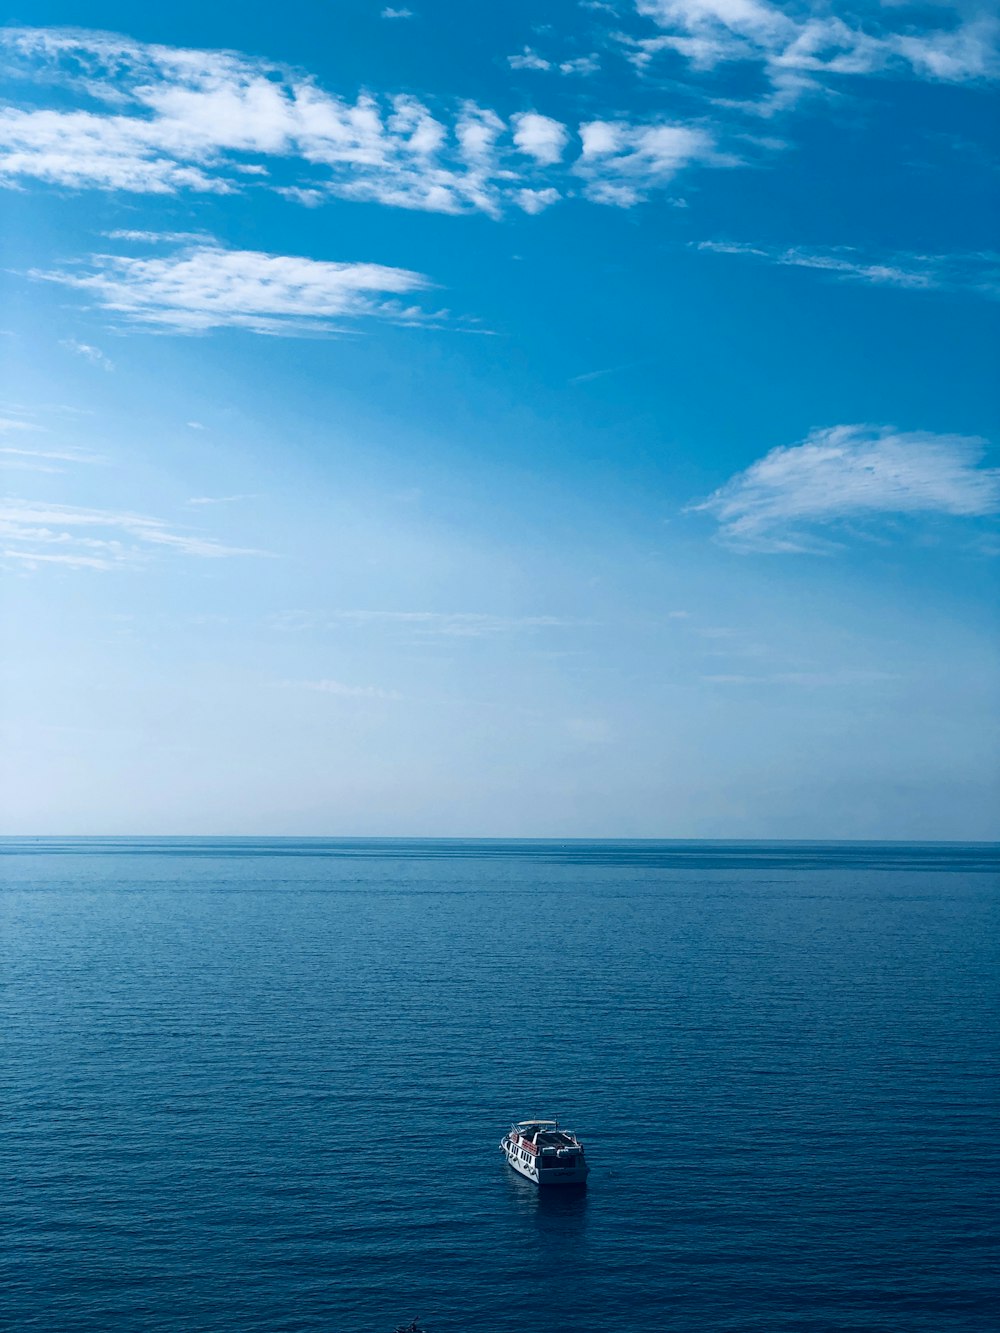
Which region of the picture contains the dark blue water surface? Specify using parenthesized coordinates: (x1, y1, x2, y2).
(2, 839, 998, 1332)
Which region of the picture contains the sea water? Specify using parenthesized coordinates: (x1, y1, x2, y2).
(2, 839, 997, 1332)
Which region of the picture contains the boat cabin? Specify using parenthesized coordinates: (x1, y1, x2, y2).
(509, 1120, 585, 1167)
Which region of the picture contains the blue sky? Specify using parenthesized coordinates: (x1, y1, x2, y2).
(1, 0, 998, 837)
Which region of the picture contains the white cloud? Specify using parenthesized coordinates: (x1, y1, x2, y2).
(0, 28, 731, 214)
(279, 679, 402, 699)
(580, 120, 621, 156)
(61, 338, 115, 369)
(508, 47, 553, 71)
(0, 498, 266, 570)
(0, 30, 511, 209)
(512, 112, 569, 165)
(33, 240, 436, 335)
(381, 7, 413, 18)
(631, 0, 1000, 107)
(689, 425, 1000, 552)
(560, 54, 601, 75)
(696, 240, 1000, 300)
(577, 119, 721, 204)
(509, 48, 601, 76)
(454, 103, 504, 162)
(516, 186, 561, 214)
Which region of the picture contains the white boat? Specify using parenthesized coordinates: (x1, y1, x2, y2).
(499, 1119, 589, 1186)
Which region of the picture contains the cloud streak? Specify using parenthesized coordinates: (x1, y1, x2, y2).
(0, 444, 106, 473)
(690, 425, 1000, 552)
(0, 416, 107, 472)
(696, 240, 1000, 300)
(703, 670, 899, 687)
(0, 498, 266, 570)
(272, 609, 579, 637)
(61, 338, 115, 368)
(33, 239, 439, 334)
(279, 678, 402, 699)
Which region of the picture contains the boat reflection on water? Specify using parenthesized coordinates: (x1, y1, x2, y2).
(535, 1181, 588, 1215)
(503, 1166, 589, 1233)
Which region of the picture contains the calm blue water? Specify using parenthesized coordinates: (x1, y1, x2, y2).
(2, 839, 998, 1332)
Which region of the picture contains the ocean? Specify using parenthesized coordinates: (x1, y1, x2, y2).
(2, 838, 998, 1332)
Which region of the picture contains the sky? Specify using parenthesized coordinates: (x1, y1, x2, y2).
(0, 0, 998, 838)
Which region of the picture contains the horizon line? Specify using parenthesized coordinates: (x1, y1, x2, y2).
(1, 834, 997, 846)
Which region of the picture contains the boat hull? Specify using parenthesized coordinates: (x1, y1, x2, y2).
(499, 1135, 589, 1186)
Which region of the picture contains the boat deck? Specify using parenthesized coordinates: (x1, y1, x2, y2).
(534, 1130, 577, 1147)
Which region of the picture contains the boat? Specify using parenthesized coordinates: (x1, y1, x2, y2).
(499, 1119, 589, 1186)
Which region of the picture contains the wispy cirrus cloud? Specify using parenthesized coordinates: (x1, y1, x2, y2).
(629, 0, 1000, 110)
(272, 609, 579, 637)
(0, 27, 724, 213)
(689, 425, 1000, 553)
(0, 498, 266, 570)
(703, 670, 899, 687)
(696, 240, 1000, 300)
(569, 355, 657, 384)
(32, 238, 440, 335)
(61, 337, 115, 368)
(278, 678, 402, 699)
(0, 444, 106, 473)
(0, 415, 106, 472)
(106, 228, 208, 244)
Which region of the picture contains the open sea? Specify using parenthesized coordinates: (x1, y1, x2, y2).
(2, 838, 998, 1333)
